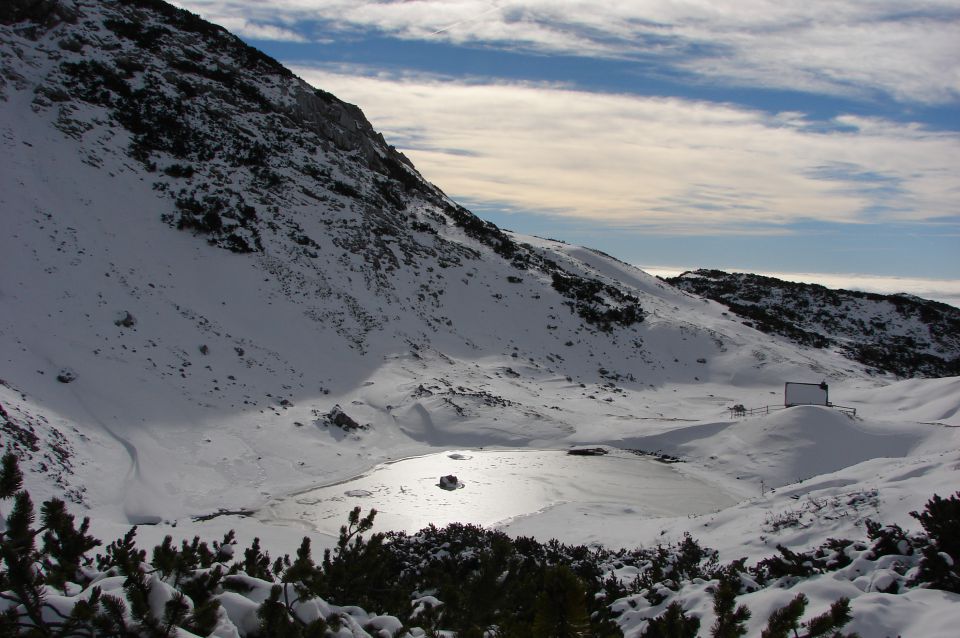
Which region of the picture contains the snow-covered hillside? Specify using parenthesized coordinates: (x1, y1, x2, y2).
(1, 1, 958, 636)
(668, 269, 960, 378)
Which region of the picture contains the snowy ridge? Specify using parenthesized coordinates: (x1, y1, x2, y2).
(668, 269, 960, 378)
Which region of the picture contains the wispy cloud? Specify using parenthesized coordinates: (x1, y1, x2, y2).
(212, 16, 308, 42)
(173, 1, 960, 105)
(292, 66, 960, 231)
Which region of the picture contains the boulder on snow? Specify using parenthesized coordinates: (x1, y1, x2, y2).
(113, 311, 136, 328)
(323, 405, 367, 431)
(567, 447, 608, 456)
(439, 475, 460, 490)
(56, 368, 76, 384)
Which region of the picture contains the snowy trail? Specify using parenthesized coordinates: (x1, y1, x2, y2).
(64, 385, 163, 523)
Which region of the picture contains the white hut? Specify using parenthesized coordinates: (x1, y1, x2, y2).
(784, 382, 829, 407)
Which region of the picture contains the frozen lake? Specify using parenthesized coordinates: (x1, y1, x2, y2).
(259, 449, 738, 536)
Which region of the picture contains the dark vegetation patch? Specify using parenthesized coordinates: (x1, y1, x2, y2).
(552, 272, 645, 331)
(627, 449, 682, 463)
(0, 0, 78, 29)
(668, 269, 960, 377)
(438, 200, 645, 330)
(115, 0, 292, 77)
(165, 191, 262, 253)
(0, 394, 82, 503)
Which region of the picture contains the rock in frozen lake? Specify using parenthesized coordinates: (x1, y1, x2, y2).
(439, 475, 460, 490)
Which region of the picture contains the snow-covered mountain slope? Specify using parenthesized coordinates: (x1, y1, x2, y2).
(667, 269, 960, 378)
(0, 0, 884, 521)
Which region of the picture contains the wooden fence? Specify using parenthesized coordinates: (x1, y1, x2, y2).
(728, 403, 856, 419)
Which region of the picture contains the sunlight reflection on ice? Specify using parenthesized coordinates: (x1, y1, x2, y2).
(260, 449, 737, 535)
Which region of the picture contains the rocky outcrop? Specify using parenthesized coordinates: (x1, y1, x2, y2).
(668, 269, 960, 377)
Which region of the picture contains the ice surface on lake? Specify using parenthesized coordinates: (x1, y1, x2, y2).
(259, 449, 738, 535)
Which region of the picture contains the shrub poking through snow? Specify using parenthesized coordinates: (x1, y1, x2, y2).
(760, 594, 856, 638)
(639, 601, 700, 638)
(710, 574, 751, 638)
(909, 491, 960, 593)
(531, 564, 591, 638)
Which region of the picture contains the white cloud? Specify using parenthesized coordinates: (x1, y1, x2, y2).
(293, 66, 960, 230)
(173, 0, 960, 104)
(213, 17, 308, 42)
(654, 7, 960, 104)
(641, 266, 960, 309)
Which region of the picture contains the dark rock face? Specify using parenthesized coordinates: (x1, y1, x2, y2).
(1, 0, 78, 28)
(667, 269, 960, 378)
(567, 447, 608, 456)
(325, 406, 364, 431)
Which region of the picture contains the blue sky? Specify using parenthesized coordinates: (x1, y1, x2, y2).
(173, 1, 960, 300)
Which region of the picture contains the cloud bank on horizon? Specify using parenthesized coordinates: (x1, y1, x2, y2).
(171, 0, 960, 281)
